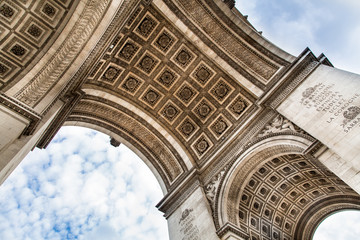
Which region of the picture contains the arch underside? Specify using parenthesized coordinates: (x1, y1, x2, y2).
(219, 139, 360, 240)
(0, 0, 79, 90)
(3, 1, 359, 239)
(73, 0, 296, 183)
(66, 95, 187, 193)
(2, 0, 298, 186)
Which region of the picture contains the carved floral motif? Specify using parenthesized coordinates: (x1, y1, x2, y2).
(179, 208, 193, 223)
(205, 167, 227, 210)
(0, 4, 14, 18)
(343, 106, 360, 120)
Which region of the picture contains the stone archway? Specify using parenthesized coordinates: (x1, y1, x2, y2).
(1, 0, 360, 239)
(0, 126, 170, 239)
(215, 135, 360, 239)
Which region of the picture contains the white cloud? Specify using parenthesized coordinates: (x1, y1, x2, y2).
(313, 210, 360, 240)
(236, 0, 360, 74)
(0, 126, 168, 240)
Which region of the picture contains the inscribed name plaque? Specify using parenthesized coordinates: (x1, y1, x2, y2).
(278, 65, 360, 162)
(179, 209, 200, 240)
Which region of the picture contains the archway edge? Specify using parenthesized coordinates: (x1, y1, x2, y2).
(298, 199, 360, 240)
(81, 87, 193, 170)
(64, 121, 168, 194)
(217, 134, 313, 227)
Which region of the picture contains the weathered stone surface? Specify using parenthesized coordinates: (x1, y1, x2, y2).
(0, 1, 359, 239)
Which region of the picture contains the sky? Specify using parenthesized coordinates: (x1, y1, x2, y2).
(1, 1, 360, 240)
(236, 0, 360, 74)
(0, 127, 168, 240)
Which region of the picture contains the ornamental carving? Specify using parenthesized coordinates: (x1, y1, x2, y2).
(343, 106, 360, 120)
(136, 14, 158, 39)
(0, 4, 14, 18)
(176, 84, 197, 104)
(157, 68, 177, 88)
(10, 44, 26, 56)
(154, 30, 175, 53)
(137, 52, 159, 74)
(81, 2, 254, 167)
(27, 24, 43, 38)
(237, 154, 358, 240)
(15, 0, 111, 106)
(42, 3, 56, 18)
(193, 98, 215, 123)
(101, 66, 122, 83)
(227, 95, 248, 119)
(118, 41, 140, 62)
(205, 167, 227, 210)
(179, 208, 193, 223)
(258, 115, 303, 138)
(0, 64, 8, 75)
(120, 75, 142, 94)
(161, 101, 181, 123)
(175, 0, 279, 82)
(192, 62, 214, 86)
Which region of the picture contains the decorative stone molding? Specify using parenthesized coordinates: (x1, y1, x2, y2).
(157, 172, 201, 218)
(257, 114, 304, 138)
(179, 208, 193, 223)
(72, 98, 184, 183)
(36, 90, 84, 148)
(223, 144, 305, 225)
(267, 49, 319, 109)
(216, 222, 248, 239)
(295, 196, 360, 240)
(0, 93, 41, 135)
(221, 0, 236, 9)
(173, 0, 279, 83)
(205, 167, 227, 210)
(15, 0, 111, 107)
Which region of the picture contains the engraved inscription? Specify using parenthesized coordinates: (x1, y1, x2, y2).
(300, 83, 360, 133)
(179, 209, 200, 240)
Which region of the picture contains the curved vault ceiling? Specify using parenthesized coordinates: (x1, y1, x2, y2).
(237, 154, 359, 240)
(0, 0, 78, 89)
(79, 2, 259, 169)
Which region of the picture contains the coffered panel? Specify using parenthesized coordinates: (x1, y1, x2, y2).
(83, 2, 256, 166)
(0, 0, 77, 88)
(238, 154, 358, 240)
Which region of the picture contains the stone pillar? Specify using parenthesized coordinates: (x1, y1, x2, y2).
(277, 65, 360, 193)
(158, 182, 220, 240)
(0, 98, 64, 184)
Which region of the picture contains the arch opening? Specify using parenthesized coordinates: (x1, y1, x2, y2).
(217, 136, 360, 240)
(0, 126, 169, 240)
(312, 210, 360, 240)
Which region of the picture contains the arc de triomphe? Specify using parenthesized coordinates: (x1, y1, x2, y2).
(1, 0, 360, 239)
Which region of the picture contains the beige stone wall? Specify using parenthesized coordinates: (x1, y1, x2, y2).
(167, 187, 219, 240)
(0, 101, 63, 184)
(277, 65, 360, 193)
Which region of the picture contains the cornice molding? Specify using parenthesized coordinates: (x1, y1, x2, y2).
(0, 93, 41, 135)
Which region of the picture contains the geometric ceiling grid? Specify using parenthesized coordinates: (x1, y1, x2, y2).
(0, 0, 77, 89)
(83, 3, 256, 166)
(238, 154, 357, 240)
